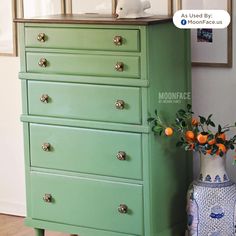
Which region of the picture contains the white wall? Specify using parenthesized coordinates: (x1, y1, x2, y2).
(0, 57, 25, 216)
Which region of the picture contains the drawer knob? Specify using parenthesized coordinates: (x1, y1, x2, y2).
(40, 94, 49, 103)
(117, 151, 126, 161)
(38, 58, 47, 67)
(113, 36, 123, 46)
(118, 204, 128, 214)
(43, 194, 52, 203)
(42, 143, 51, 152)
(115, 100, 125, 110)
(115, 62, 124, 72)
(37, 33, 46, 42)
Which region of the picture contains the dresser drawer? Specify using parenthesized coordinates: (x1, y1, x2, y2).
(28, 81, 141, 124)
(25, 27, 140, 52)
(30, 124, 142, 180)
(31, 173, 143, 235)
(26, 52, 140, 78)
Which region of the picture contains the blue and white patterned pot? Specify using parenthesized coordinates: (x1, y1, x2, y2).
(187, 154, 236, 236)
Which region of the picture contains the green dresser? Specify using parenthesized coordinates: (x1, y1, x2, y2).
(16, 15, 191, 236)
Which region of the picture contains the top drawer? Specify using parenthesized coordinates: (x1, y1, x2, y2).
(25, 27, 140, 52)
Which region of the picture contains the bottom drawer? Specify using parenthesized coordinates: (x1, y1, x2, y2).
(30, 173, 143, 235)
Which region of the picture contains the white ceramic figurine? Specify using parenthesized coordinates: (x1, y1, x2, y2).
(116, 0, 152, 19)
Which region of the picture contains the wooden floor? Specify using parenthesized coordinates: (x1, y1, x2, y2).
(0, 214, 71, 236)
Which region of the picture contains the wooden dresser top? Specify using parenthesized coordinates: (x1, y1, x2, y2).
(14, 14, 172, 25)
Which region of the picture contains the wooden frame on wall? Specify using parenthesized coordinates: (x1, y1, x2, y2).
(19, 0, 66, 18)
(65, 0, 173, 16)
(180, 0, 233, 67)
(171, 0, 182, 15)
(0, 0, 18, 56)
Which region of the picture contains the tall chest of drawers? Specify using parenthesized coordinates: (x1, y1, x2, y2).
(17, 15, 191, 236)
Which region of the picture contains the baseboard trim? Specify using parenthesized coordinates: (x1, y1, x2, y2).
(0, 200, 26, 216)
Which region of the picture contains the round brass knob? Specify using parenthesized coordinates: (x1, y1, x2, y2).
(115, 62, 124, 72)
(115, 100, 125, 110)
(113, 36, 123, 46)
(118, 204, 128, 214)
(37, 33, 46, 42)
(43, 194, 52, 203)
(38, 58, 47, 67)
(40, 94, 49, 103)
(117, 151, 126, 161)
(42, 143, 51, 152)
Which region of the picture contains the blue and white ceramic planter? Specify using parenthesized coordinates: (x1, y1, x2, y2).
(187, 154, 236, 236)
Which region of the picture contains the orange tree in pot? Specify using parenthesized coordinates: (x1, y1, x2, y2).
(148, 104, 236, 236)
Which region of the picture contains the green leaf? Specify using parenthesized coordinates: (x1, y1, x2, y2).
(207, 134, 214, 141)
(210, 121, 215, 127)
(218, 125, 222, 133)
(153, 126, 163, 133)
(147, 117, 155, 123)
(207, 114, 213, 120)
(199, 116, 206, 124)
(155, 110, 157, 116)
(202, 149, 207, 155)
(185, 145, 190, 151)
(204, 144, 211, 150)
(187, 104, 192, 111)
(176, 141, 183, 147)
(212, 145, 219, 155)
(216, 138, 224, 144)
(178, 109, 186, 116)
(219, 151, 224, 157)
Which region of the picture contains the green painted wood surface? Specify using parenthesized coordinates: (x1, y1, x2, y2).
(26, 52, 140, 78)
(21, 115, 149, 133)
(25, 27, 140, 52)
(145, 23, 191, 236)
(28, 81, 141, 124)
(19, 72, 148, 87)
(25, 218, 137, 236)
(19, 21, 191, 236)
(31, 172, 143, 235)
(30, 124, 142, 179)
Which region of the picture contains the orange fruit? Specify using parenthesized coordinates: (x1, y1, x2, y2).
(192, 118, 198, 126)
(208, 138, 216, 145)
(185, 131, 195, 141)
(206, 148, 212, 155)
(165, 127, 174, 136)
(216, 133, 226, 141)
(216, 143, 226, 155)
(197, 133, 208, 144)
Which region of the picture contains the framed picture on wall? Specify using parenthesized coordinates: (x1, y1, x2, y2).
(181, 0, 233, 67)
(21, 0, 65, 18)
(69, 0, 112, 14)
(0, 0, 17, 56)
(146, 0, 173, 16)
(65, 0, 173, 16)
